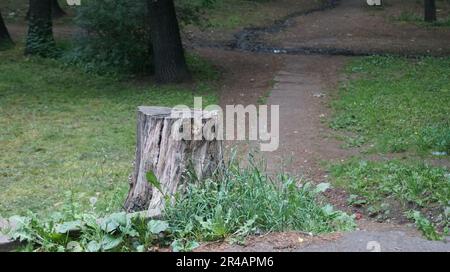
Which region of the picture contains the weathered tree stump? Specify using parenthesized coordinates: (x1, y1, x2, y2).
(124, 106, 223, 217)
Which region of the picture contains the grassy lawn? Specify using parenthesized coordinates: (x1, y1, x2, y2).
(392, 0, 450, 28)
(330, 56, 450, 238)
(0, 47, 218, 218)
(331, 56, 450, 155)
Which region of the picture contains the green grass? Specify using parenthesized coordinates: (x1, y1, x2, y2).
(330, 56, 450, 238)
(330, 159, 449, 238)
(331, 160, 449, 209)
(331, 56, 450, 155)
(166, 156, 355, 242)
(204, 0, 273, 30)
(0, 47, 218, 218)
(394, 11, 450, 27)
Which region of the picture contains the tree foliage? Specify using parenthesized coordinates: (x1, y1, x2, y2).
(67, 0, 215, 75)
(66, 0, 152, 74)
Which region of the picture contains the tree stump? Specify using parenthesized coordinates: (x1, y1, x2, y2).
(124, 106, 223, 217)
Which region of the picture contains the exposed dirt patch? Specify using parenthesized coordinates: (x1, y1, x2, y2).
(195, 219, 450, 252)
(263, 55, 357, 178)
(194, 47, 283, 108)
(195, 231, 342, 252)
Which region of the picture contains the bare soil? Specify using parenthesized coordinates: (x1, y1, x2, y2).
(262, 0, 450, 56)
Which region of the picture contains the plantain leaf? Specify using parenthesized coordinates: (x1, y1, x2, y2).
(147, 220, 169, 234)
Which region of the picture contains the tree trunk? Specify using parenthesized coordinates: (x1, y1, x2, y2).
(148, 0, 191, 84)
(26, 0, 66, 20)
(0, 10, 13, 50)
(424, 0, 437, 22)
(25, 0, 56, 57)
(124, 107, 222, 217)
(51, 0, 66, 18)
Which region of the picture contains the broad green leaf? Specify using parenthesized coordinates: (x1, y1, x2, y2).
(171, 239, 199, 252)
(100, 212, 128, 233)
(184, 241, 200, 252)
(321, 204, 334, 216)
(101, 235, 123, 251)
(107, 212, 128, 226)
(55, 220, 83, 234)
(315, 182, 331, 193)
(87, 240, 101, 252)
(66, 241, 83, 252)
(147, 220, 169, 234)
(136, 245, 145, 252)
(100, 220, 120, 234)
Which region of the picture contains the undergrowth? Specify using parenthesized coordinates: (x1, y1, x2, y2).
(3, 156, 355, 252)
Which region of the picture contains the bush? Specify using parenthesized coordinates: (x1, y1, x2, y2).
(65, 0, 216, 75)
(65, 0, 152, 75)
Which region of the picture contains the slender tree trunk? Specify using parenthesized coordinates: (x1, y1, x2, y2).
(51, 0, 67, 18)
(424, 0, 437, 22)
(0, 10, 13, 49)
(25, 0, 56, 57)
(148, 0, 191, 84)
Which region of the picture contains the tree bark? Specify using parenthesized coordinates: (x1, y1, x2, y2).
(25, 0, 56, 57)
(424, 0, 437, 22)
(148, 0, 191, 84)
(51, 0, 67, 18)
(124, 107, 222, 217)
(0, 10, 13, 49)
(26, 0, 66, 20)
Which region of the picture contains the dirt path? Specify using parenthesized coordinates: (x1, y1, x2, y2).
(254, 0, 450, 56)
(264, 55, 355, 179)
(197, 219, 450, 252)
